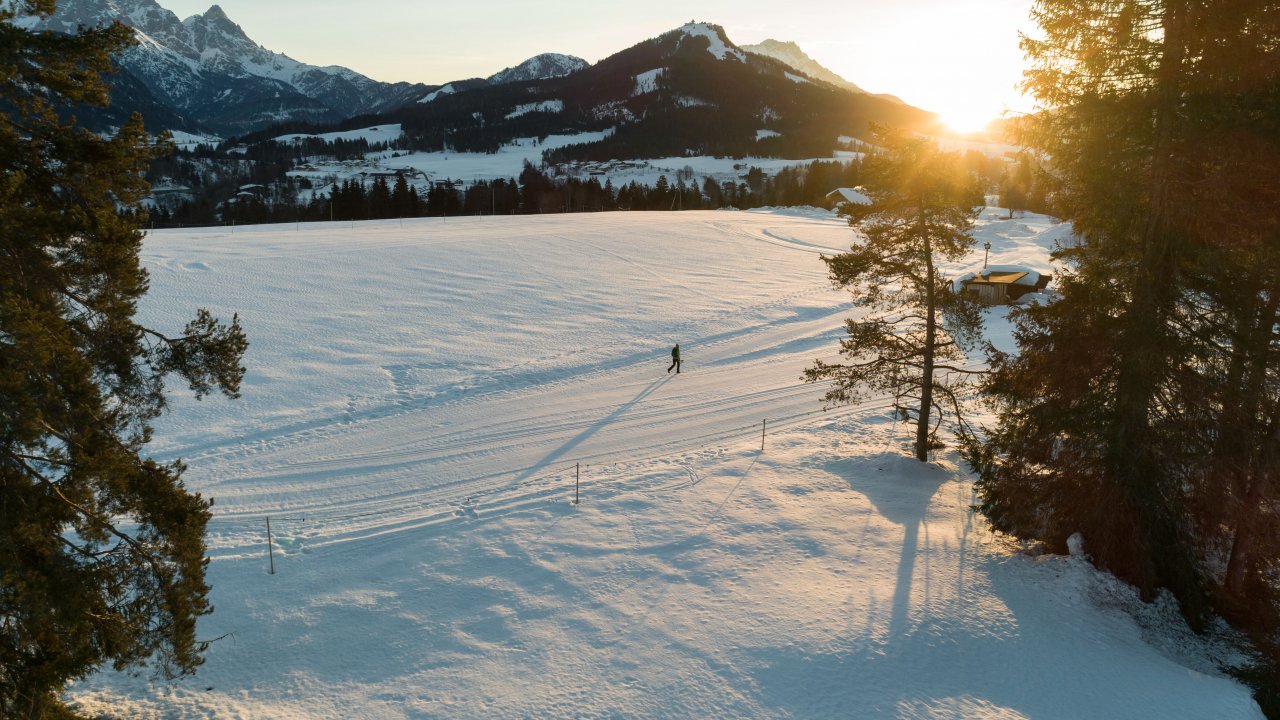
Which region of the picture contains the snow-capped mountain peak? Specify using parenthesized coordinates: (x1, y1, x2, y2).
(741, 38, 903, 103)
(487, 53, 588, 85)
(22, 0, 432, 134)
(667, 22, 745, 62)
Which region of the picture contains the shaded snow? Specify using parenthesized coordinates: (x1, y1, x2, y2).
(505, 100, 564, 119)
(167, 129, 223, 150)
(634, 68, 665, 95)
(275, 123, 403, 145)
(418, 83, 456, 103)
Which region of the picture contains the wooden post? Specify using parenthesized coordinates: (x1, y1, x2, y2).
(761, 419, 767, 452)
(574, 462, 580, 505)
(266, 516, 275, 575)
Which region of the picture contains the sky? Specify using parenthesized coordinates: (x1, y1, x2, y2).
(155, 0, 1037, 131)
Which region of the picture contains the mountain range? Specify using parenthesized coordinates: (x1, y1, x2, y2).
(18, 0, 587, 135)
(17, 0, 935, 145)
(366, 22, 936, 162)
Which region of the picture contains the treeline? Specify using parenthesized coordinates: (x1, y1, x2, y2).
(149, 158, 867, 227)
(996, 151, 1057, 217)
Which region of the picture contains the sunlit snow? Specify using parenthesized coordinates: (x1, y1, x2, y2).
(673, 22, 746, 62)
(66, 208, 1261, 719)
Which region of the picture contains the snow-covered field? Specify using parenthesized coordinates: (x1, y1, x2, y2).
(69, 209, 1261, 718)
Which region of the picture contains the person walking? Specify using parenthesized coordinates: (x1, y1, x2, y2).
(667, 343, 682, 374)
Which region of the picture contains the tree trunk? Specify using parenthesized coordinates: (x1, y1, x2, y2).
(1224, 292, 1280, 596)
(1225, 418, 1278, 595)
(916, 202, 936, 462)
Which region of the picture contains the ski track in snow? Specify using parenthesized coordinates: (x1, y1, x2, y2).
(69, 209, 1263, 719)
(142, 212, 860, 547)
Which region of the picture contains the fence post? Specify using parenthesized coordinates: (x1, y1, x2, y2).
(761, 419, 767, 453)
(266, 516, 275, 575)
(574, 462, 580, 505)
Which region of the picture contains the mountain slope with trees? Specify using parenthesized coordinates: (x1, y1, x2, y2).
(381, 22, 937, 162)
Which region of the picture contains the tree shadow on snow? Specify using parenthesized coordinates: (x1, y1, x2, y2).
(746, 451, 987, 717)
(824, 452, 951, 644)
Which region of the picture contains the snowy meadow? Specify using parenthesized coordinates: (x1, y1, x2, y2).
(69, 209, 1261, 718)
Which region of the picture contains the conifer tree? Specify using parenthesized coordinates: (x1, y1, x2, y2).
(805, 131, 983, 461)
(369, 176, 392, 219)
(0, 2, 247, 715)
(972, 0, 1280, 641)
(391, 174, 414, 218)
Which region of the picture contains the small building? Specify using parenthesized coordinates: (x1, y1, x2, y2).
(825, 187, 872, 209)
(956, 265, 1052, 305)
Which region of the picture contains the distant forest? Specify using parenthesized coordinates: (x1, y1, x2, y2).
(146, 137, 1009, 229)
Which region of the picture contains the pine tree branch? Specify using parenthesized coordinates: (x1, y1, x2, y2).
(9, 449, 162, 568)
(932, 364, 991, 375)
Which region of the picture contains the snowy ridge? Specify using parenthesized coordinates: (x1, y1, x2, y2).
(20, 0, 428, 133)
(418, 83, 457, 104)
(488, 53, 588, 84)
(742, 39, 864, 93)
(668, 21, 746, 62)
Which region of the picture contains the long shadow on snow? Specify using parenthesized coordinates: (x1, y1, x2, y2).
(746, 452, 976, 717)
(509, 374, 672, 486)
(743, 451, 1237, 718)
(165, 306, 823, 464)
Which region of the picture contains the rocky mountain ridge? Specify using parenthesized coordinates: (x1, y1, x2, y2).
(20, 0, 590, 135)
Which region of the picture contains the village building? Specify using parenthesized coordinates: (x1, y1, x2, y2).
(955, 265, 1052, 305)
(824, 186, 872, 210)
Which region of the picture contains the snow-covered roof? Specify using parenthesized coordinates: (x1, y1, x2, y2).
(951, 264, 1048, 294)
(826, 187, 871, 206)
(977, 264, 1043, 286)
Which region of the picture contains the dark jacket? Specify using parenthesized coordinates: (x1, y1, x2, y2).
(671, 344, 681, 360)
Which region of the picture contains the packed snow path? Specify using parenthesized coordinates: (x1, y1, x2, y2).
(70, 210, 1261, 718)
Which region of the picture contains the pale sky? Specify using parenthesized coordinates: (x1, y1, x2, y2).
(156, 0, 1037, 130)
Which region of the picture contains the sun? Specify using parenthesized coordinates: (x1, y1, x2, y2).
(939, 106, 996, 135)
